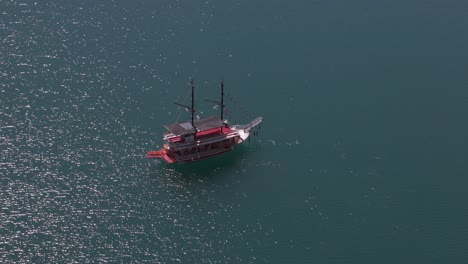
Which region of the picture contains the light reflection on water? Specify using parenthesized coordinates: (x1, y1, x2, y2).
(1, 2, 268, 262)
(4, 0, 468, 263)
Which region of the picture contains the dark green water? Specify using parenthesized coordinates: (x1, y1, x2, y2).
(1, 0, 468, 262)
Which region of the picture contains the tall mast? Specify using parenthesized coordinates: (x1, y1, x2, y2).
(173, 80, 196, 129)
(191, 79, 195, 127)
(220, 81, 224, 120)
(204, 81, 226, 121)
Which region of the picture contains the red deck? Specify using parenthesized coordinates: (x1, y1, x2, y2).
(146, 150, 175, 163)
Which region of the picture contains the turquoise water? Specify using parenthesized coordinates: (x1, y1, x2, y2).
(1, 0, 468, 262)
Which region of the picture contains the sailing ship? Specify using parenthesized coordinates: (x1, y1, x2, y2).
(146, 80, 262, 163)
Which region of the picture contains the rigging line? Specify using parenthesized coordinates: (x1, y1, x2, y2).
(224, 92, 253, 121)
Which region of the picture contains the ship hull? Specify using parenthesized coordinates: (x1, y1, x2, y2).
(152, 136, 242, 164)
(172, 146, 234, 163)
(147, 116, 261, 164)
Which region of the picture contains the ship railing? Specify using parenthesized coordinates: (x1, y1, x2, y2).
(234, 116, 262, 132)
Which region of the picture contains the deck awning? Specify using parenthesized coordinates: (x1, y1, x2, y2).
(194, 116, 225, 131)
(164, 116, 224, 136)
(164, 122, 195, 136)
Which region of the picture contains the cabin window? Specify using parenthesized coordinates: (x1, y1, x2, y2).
(186, 134, 195, 143)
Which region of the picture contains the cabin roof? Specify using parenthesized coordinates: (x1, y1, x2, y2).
(165, 116, 224, 136)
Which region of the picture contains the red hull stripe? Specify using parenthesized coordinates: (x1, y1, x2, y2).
(146, 148, 233, 164)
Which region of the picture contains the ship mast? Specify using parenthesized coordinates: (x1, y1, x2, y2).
(174, 79, 196, 129)
(220, 81, 225, 120)
(205, 81, 226, 121)
(191, 80, 195, 126)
